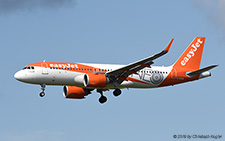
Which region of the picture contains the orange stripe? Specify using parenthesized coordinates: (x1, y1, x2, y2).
(159, 69, 199, 87)
(139, 63, 151, 68)
(125, 70, 138, 75)
(127, 77, 150, 85)
(118, 76, 127, 81)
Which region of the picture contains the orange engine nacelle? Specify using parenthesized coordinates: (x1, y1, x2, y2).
(84, 73, 108, 88)
(63, 86, 86, 99)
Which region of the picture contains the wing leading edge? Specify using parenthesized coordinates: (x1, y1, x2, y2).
(106, 39, 174, 84)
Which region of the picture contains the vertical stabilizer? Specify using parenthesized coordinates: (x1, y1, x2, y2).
(173, 37, 205, 71)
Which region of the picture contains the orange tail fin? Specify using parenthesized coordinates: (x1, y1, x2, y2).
(173, 37, 205, 71)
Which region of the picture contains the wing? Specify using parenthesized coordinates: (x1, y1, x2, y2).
(106, 39, 174, 84)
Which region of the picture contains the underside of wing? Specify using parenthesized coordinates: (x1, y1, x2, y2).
(106, 39, 174, 84)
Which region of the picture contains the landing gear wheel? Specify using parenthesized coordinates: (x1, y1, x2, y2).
(113, 89, 122, 97)
(97, 89, 107, 104)
(40, 92, 45, 97)
(99, 96, 107, 104)
(40, 84, 46, 98)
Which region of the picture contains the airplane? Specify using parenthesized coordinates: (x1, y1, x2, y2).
(14, 37, 218, 104)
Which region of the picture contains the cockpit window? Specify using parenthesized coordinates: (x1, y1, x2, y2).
(23, 66, 35, 70)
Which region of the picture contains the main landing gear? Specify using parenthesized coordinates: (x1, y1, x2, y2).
(113, 88, 122, 97)
(39, 84, 46, 97)
(97, 89, 107, 104)
(97, 88, 122, 104)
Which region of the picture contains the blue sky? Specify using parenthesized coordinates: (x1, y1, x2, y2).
(0, 0, 224, 140)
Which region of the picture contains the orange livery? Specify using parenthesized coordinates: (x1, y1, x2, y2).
(14, 37, 218, 104)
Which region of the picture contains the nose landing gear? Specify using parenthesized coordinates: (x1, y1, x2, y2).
(39, 84, 46, 97)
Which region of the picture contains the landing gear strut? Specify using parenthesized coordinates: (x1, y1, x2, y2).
(97, 89, 107, 104)
(40, 84, 46, 97)
(113, 88, 121, 97)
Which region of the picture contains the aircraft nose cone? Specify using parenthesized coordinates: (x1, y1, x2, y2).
(14, 71, 23, 81)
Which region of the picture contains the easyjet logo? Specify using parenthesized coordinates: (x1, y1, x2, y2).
(181, 38, 203, 66)
(49, 63, 79, 68)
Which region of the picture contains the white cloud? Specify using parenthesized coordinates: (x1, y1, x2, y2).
(192, 0, 225, 33)
(0, 0, 76, 15)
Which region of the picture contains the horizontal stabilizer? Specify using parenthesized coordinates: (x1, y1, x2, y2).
(187, 65, 218, 77)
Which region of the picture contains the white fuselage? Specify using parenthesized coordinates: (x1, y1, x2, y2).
(14, 63, 172, 89)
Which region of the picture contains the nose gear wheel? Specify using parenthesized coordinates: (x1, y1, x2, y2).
(40, 84, 46, 97)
